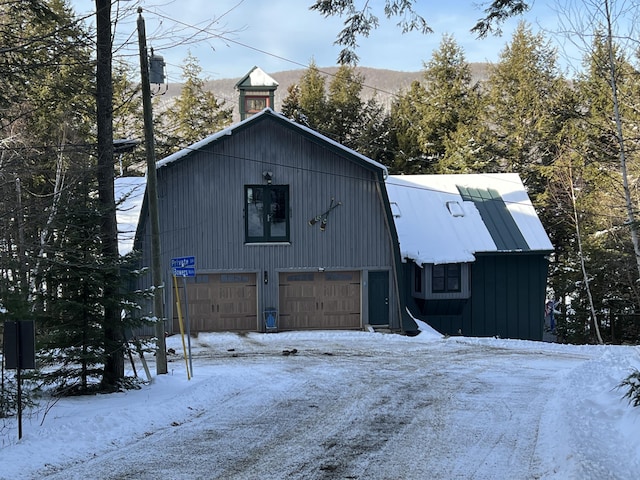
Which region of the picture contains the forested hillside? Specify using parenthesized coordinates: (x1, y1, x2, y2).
(162, 64, 491, 121)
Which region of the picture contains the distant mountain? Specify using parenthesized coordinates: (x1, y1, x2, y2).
(160, 64, 490, 122)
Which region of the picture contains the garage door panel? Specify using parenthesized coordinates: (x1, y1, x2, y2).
(173, 273, 257, 332)
(323, 313, 361, 329)
(279, 271, 361, 330)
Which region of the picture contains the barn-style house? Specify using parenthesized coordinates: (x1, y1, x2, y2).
(127, 67, 553, 340)
(133, 108, 408, 334)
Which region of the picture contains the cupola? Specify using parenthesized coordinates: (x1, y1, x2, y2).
(235, 66, 279, 120)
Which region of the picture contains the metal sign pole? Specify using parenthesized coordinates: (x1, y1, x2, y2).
(4, 320, 35, 441)
(170, 256, 196, 377)
(16, 322, 22, 440)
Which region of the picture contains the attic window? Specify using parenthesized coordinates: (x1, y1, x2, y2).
(446, 201, 464, 217)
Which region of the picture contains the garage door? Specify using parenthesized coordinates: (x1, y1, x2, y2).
(279, 271, 361, 330)
(173, 273, 257, 332)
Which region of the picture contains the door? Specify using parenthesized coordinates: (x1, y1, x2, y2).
(368, 271, 389, 326)
(173, 273, 257, 332)
(279, 271, 361, 330)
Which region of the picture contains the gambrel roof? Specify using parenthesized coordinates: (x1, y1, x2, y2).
(156, 108, 388, 176)
(385, 173, 553, 265)
(116, 108, 391, 255)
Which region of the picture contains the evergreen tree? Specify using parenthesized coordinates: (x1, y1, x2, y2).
(389, 80, 429, 173)
(38, 171, 108, 392)
(325, 65, 366, 147)
(390, 35, 479, 174)
(0, 0, 146, 390)
(0, 0, 95, 317)
(281, 84, 304, 123)
(356, 97, 394, 165)
(472, 22, 569, 200)
(282, 62, 391, 162)
(112, 60, 145, 175)
(485, 22, 555, 172)
(159, 52, 233, 156)
(296, 60, 329, 130)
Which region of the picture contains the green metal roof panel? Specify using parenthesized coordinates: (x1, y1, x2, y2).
(457, 186, 530, 251)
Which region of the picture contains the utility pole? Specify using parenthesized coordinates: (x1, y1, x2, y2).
(137, 8, 167, 374)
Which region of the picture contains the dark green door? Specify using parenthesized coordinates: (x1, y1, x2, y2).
(368, 271, 389, 326)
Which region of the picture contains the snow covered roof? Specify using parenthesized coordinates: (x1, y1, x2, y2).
(114, 176, 146, 256)
(234, 66, 279, 89)
(156, 108, 388, 176)
(386, 173, 553, 265)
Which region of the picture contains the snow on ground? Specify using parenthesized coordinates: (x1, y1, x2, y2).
(1, 327, 640, 479)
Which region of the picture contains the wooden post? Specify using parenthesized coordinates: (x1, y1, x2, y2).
(137, 9, 167, 374)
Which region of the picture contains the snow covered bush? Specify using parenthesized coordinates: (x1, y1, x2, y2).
(619, 369, 640, 407)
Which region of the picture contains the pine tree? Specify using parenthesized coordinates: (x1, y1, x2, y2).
(0, 0, 144, 389)
(281, 84, 304, 123)
(282, 62, 391, 162)
(38, 171, 108, 392)
(0, 0, 94, 307)
(324, 65, 366, 147)
(112, 60, 145, 175)
(159, 52, 233, 156)
(473, 22, 569, 200)
(390, 35, 480, 174)
(389, 80, 429, 173)
(356, 97, 394, 165)
(296, 60, 329, 130)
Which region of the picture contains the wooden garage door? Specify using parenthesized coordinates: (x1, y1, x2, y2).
(173, 273, 257, 332)
(279, 271, 361, 330)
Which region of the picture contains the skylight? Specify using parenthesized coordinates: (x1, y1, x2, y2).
(446, 201, 464, 217)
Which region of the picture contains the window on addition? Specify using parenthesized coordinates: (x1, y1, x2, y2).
(432, 263, 462, 293)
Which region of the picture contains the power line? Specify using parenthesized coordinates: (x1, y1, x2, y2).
(137, 7, 404, 99)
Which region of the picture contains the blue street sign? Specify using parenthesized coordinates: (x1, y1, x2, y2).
(172, 267, 196, 277)
(171, 256, 196, 268)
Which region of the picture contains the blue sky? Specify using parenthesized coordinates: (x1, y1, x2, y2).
(70, 0, 583, 81)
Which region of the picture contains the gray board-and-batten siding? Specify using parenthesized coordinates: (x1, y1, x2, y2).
(134, 111, 401, 333)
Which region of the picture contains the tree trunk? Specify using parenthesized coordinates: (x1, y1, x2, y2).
(95, 0, 123, 389)
(567, 162, 603, 345)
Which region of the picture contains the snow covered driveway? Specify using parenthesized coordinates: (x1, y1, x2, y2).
(17, 331, 619, 480)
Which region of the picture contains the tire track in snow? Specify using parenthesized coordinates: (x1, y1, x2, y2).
(34, 339, 586, 480)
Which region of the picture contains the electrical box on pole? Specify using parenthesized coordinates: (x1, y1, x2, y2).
(149, 52, 165, 85)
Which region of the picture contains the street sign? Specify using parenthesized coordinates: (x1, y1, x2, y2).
(171, 256, 195, 269)
(3, 320, 36, 370)
(172, 267, 196, 277)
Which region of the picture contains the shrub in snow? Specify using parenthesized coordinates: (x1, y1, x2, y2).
(619, 369, 640, 407)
